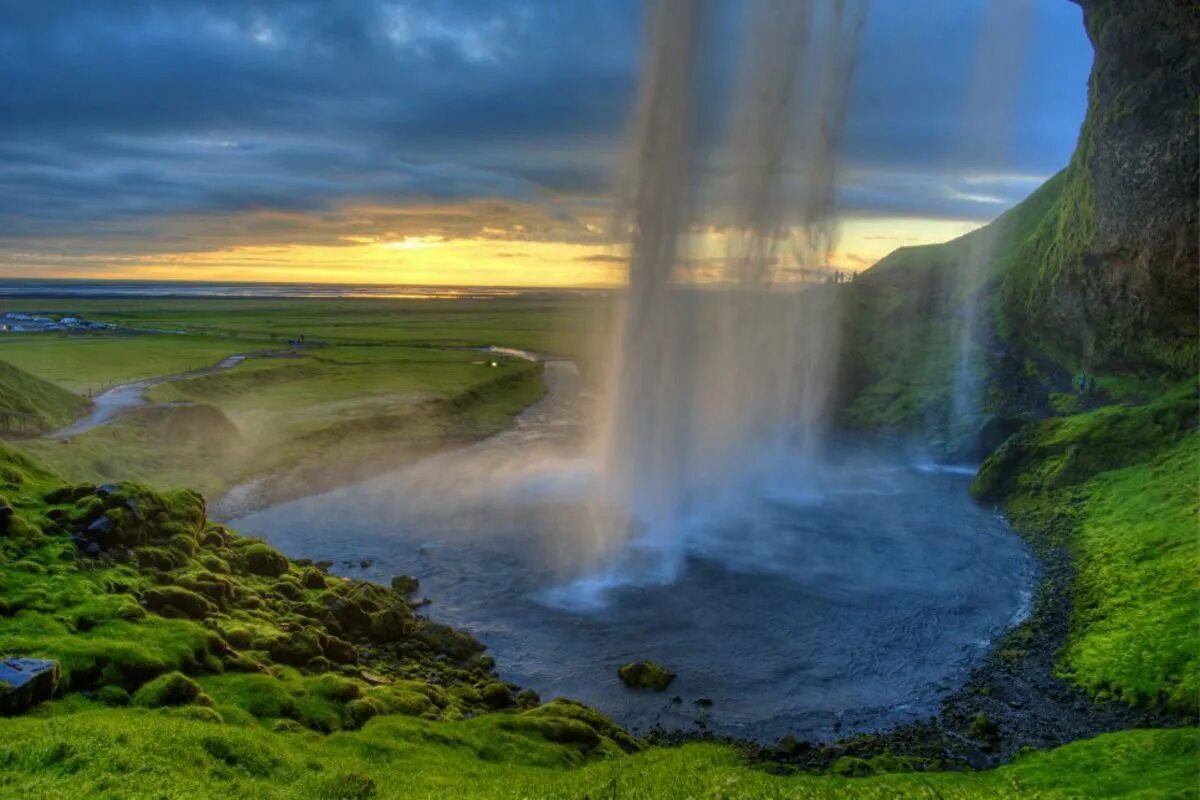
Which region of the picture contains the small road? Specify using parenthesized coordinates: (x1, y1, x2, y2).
(48, 351, 273, 438)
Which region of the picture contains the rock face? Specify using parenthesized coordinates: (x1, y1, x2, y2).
(0, 658, 60, 714)
(1009, 0, 1199, 375)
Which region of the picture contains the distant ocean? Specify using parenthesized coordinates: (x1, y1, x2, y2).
(0, 280, 595, 300)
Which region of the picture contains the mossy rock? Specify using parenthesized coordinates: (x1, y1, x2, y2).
(390, 574, 420, 595)
(267, 630, 324, 667)
(617, 660, 675, 691)
(367, 609, 411, 644)
(242, 543, 289, 578)
(133, 672, 211, 708)
(142, 586, 217, 620)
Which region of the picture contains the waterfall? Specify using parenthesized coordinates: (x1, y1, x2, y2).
(566, 0, 867, 602)
(949, 0, 1035, 447)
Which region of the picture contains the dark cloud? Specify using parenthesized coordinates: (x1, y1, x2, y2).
(0, 0, 1092, 265)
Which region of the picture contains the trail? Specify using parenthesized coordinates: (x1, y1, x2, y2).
(48, 350, 277, 438)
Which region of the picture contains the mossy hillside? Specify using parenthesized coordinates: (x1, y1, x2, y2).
(838, 173, 1068, 449)
(0, 707, 1196, 799)
(0, 458, 637, 755)
(0, 360, 87, 435)
(972, 383, 1199, 713)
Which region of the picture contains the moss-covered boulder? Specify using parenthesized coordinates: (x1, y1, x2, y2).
(133, 672, 211, 708)
(142, 586, 217, 620)
(242, 543, 289, 578)
(617, 660, 675, 691)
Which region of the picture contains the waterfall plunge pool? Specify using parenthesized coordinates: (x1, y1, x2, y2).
(231, 363, 1035, 741)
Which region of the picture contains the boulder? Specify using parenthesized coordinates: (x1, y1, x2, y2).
(143, 586, 217, 620)
(390, 575, 420, 595)
(618, 660, 676, 691)
(243, 543, 289, 578)
(0, 658, 60, 715)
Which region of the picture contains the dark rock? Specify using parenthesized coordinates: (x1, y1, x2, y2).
(368, 609, 411, 644)
(323, 636, 358, 665)
(302, 569, 327, 590)
(268, 630, 323, 666)
(359, 559, 373, 569)
(84, 542, 102, 558)
(0, 658, 60, 715)
(390, 575, 420, 595)
(693, 697, 713, 707)
(328, 598, 371, 635)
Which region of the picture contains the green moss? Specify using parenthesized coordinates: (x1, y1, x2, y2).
(0, 709, 1195, 798)
(133, 672, 210, 708)
(617, 660, 676, 691)
(974, 382, 1199, 713)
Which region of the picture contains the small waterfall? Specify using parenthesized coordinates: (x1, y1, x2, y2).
(949, 0, 1035, 447)
(569, 0, 867, 600)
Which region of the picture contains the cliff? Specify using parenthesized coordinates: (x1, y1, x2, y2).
(840, 0, 1199, 456)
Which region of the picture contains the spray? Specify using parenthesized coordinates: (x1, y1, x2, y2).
(576, 0, 868, 599)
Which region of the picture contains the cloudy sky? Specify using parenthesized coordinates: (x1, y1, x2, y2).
(0, 0, 1093, 286)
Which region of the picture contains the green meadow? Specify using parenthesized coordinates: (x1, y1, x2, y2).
(3, 296, 600, 502)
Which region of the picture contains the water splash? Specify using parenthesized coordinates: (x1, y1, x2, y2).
(571, 0, 868, 602)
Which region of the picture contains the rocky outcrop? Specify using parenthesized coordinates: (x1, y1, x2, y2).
(0, 658, 60, 714)
(1003, 0, 1199, 376)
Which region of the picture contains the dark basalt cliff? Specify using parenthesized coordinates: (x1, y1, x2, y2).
(1005, 0, 1199, 376)
(840, 0, 1199, 454)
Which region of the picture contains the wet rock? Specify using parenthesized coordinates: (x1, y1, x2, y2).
(618, 660, 676, 691)
(0, 658, 60, 715)
(693, 697, 713, 707)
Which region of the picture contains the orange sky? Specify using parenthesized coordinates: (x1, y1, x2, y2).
(1, 211, 981, 288)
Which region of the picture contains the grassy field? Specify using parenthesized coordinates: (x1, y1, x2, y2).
(0, 333, 257, 396)
(2, 295, 599, 502)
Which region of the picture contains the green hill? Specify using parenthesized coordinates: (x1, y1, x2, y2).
(0, 359, 88, 435)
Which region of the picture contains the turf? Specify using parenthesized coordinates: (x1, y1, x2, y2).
(973, 383, 1200, 713)
(0, 360, 87, 433)
(0, 333, 257, 395)
(0, 708, 1194, 799)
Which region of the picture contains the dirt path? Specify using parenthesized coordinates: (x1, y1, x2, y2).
(48, 351, 279, 438)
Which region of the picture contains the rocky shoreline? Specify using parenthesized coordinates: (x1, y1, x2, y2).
(646, 508, 1187, 775)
